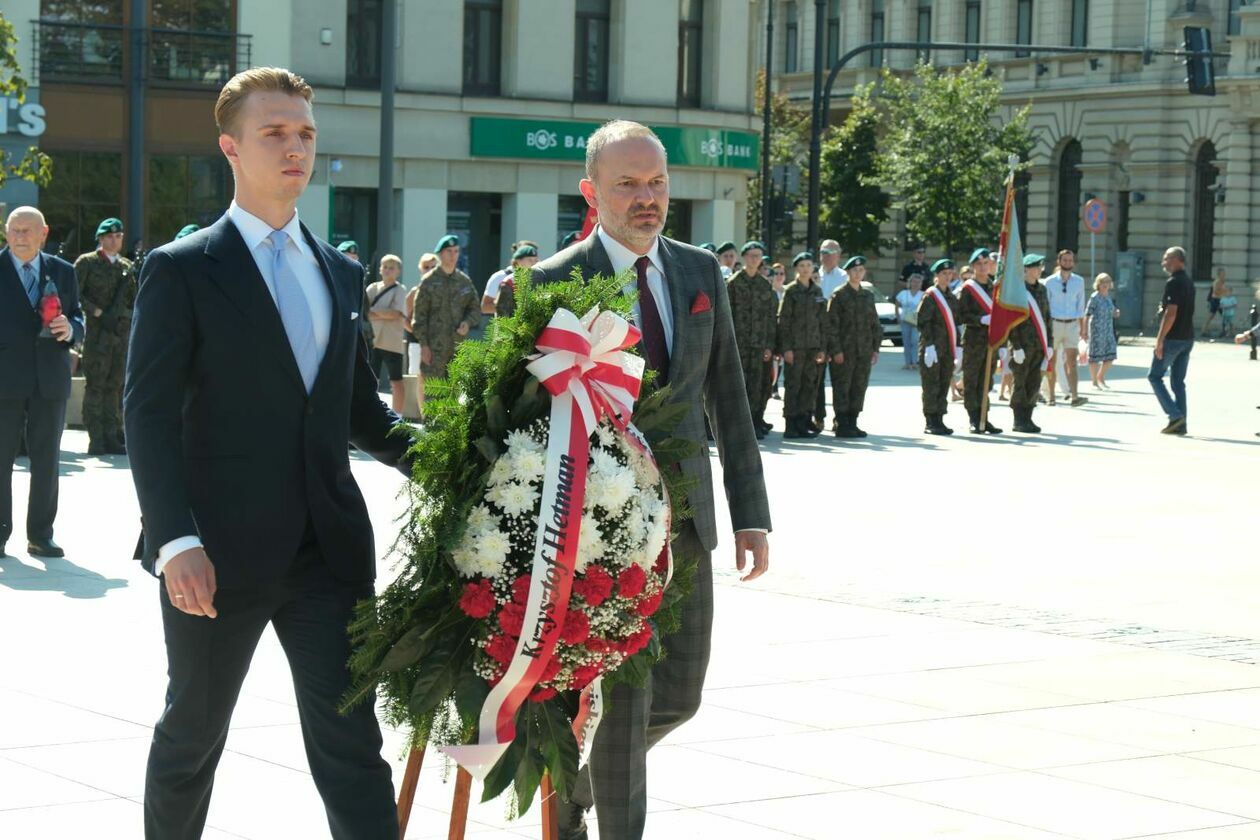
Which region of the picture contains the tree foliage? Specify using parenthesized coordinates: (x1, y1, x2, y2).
(745, 70, 812, 260)
(0, 14, 53, 191)
(817, 84, 891, 257)
(873, 60, 1032, 256)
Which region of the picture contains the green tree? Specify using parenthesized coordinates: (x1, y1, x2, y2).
(874, 60, 1031, 257)
(745, 70, 811, 260)
(817, 84, 891, 257)
(0, 14, 53, 190)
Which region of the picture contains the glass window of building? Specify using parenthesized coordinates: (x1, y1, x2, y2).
(1191, 142, 1219, 282)
(147, 154, 231, 246)
(678, 0, 704, 107)
(464, 0, 503, 96)
(1055, 139, 1082, 255)
(574, 0, 611, 102)
(964, 0, 981, 62)
(333, 187, 378, 273)
(826, 0, 840, 67)
(148, 0, 237, 85)
(916, 0, 932, 63)
(38, 0, 125, 80)
(41, 150, 123, 257)
(1070, 0, 1087, 47)
(1229, 0, 1243, 36)
(347, 0, 383, 88)
(869, 0, 885, 68)
(784, 2, 798, 73)
(1015, 0, 1033, 58)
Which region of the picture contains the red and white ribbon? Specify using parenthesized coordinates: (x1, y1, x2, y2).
(928, 287, 958, 360)
(441, 307, 668, 780)
(1026, 297, 1051, 371)
(960, 280, 993, 314)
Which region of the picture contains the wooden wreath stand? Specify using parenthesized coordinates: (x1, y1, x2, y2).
(396, 745, 559, 840)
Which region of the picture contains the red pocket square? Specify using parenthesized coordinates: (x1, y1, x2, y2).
(690, 291, 712, 315)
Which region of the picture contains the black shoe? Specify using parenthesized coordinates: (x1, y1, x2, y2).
(554, 797, 589, 840)
(925, 414, 953, 436)
(756, 419, 773, 434)
(0, 542, 6, 557)
(968, 412, 984, 434)
(849, 414, 868, 438)
(754, 426, 766, 440)
(28, 538, 64, 558)
(984, 421, 1003, 434)
(87, 443, 107, 456)
(1161, 417, 1187, 435)
(1012, 408, 1040, 433)
(105, 440, 127, 455)
(783, 417, 807, 439)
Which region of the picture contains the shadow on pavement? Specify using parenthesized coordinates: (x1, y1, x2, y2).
(759, 434, 943, 454)
(0, 555, 129, 599)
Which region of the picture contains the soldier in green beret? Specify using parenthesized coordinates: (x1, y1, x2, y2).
(776, 252, 826, 438)
(173, 224, 200, 241)
(560, 231, 580, 249)
(491, 244, 540, 319)
(957, 247, 1002, 434)
(1009, 253, 1054, 433)
(411, 234, 479, 412)
(825, 255, 882, 438)
(75, 217, 135, 455)
(336, 240, 360, 261)
(716, 241, 738, 279)
(727, 241, 777, 439)
(916, 259, 961, 435)
(698, 242, 716, 253)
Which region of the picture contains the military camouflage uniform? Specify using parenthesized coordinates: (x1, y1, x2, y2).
(825, 283, 881, 421)
(727, 268, 778, 427)
(775, 279, 826, 424)
(1009, 281, 1053, 412)
(410, 266, 479, 379)
(957, 280, 999, 424)
(495, 277, 516, 318)
(916, 287, 959, 417)
(75, 250, 136, 452)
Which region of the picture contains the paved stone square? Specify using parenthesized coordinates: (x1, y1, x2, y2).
(2, 338, 1260, 839)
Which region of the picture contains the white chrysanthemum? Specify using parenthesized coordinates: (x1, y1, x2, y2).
(596, 467, 637, 512)
(510, 447, 546, 481)
(643, 515, 668, 567)
(575, 514, 606, 573)
(623, 501, 648, 543)
(451, 546, 479, 578)
(506, 428, 545, 454)
(468, 504, 496, 533)
(589, 447, 622, 477)
(473, 529, 511, 577)
(487, 458, 513, 488)
(494, 481, 539, 518)
(594, 423, 616, 448)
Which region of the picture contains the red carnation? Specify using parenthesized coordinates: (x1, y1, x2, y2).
(635, 591, 663, 618)
(653, 546, 669, 574)
(617, 565, 647, 599)
(497, 603, 526, 637)
(541, 657, 562, 682)
(561, 609, 591, 645)
(458, 580, 496, 619)
(622, 626, 653, 656)
(573, 566, 614, 607)
(529, 686, 558, 703)
(570, 664, 602, 691)
(585, 637, 613, 654)
(511, 574, 532, 605)
(485, 634, 516, 666)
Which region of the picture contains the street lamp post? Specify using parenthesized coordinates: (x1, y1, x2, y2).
(761, 0, 774, 247)
(805, 0, 825, 252)
(376, 0, 398, 263)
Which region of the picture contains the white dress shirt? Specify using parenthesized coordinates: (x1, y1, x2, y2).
(484, 267, 511, 300)
(820, 266, 849, 300)
(1046, 271, 1086, 320)
(598, 226, 674, 356)
(155, 202, 334, 575)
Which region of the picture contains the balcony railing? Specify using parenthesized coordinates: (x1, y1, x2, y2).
(32, 20, 251, 87)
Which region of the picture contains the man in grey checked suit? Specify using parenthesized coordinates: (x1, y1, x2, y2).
(532, 120, 772, 840)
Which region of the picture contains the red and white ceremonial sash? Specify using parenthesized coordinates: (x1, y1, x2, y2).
(928, 287, 958, 359)
(961, 280, 993, 314)
(441, 307, 673, 777)
(1026, 295, 1051, 370)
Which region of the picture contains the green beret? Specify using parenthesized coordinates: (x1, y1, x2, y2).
(435, 234, 460, 252)
(174, 224, 200, 240)
(512, 245, 538, 259)
(931, 258, 954, 273)
(95, 217, 123, 238)
(561, 231, 580, 248)
(336, 240, 359, 254)
(698, 242, 716, 252)
(842, 255, 866, 270)
(969, 247, 991, 264)
(1022, 252, 1046, 267)
(740, 240, 766, 255)
(792, 251, 815, 266)
(716, 241, 737, 254)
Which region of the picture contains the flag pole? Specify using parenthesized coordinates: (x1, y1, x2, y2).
(980, 155, 1021, 432)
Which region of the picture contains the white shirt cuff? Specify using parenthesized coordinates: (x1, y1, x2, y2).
(736, 528, 769, 535)
(155, 535, 203, 576)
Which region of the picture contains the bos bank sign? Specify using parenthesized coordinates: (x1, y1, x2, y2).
(471, 117, 758, 171)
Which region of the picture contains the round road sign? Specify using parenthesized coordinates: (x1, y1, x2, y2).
(1083, 199, 1107, 233)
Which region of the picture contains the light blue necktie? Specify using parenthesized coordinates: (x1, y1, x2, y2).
(21, 262, 39, 307)
(268, 230, 319, 392)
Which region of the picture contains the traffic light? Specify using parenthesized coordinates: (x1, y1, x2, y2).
(1184, 27, 1216, 97)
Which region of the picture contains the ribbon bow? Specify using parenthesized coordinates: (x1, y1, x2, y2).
(526, 307, 645, 435)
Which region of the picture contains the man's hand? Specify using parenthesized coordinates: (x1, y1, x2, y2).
(762, 349, 772, 362)
(49, 315, 72, 342)
(832, 352, 845, 365)
(456, 322, 470, 337)
(421, 346, 433, 365)
(1236, 333, 1250, 345)
(1154, 340, 1165, 360)
(980, 315, 991, 326)
(871, 352, 879, 366)
(734, 531, 769, 582)
(1012, 348, 1026, 365)
(783, 350, 794, 365)
(924, 345, 937, 368)
(163, 548, 218, 618)
(92, 307, 103, 318)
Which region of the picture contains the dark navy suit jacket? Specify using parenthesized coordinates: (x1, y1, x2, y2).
(0, 248, 85, 401)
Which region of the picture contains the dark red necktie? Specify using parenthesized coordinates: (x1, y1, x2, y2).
(635, 255, 670, 381)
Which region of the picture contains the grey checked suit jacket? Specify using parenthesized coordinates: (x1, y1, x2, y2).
(532, 233, 772, 551)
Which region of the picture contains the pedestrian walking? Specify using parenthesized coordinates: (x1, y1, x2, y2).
(825, 256, 880, 438)
(777, 252, 826, 439)
(1148, 246, 1195, 435)
(1086, 273, 1119, 388)
(365, 254, 409, 414)
(894, 274, 923, 369)
(727, 241, 777, 438)
(1009, 253, 1054, 434)
(75, 216, 136, 455)
(957, 247, 1002, 434)
(1202, 268, 1229, 337)
(1043, 249, 1088, 407)
(410, 234, 479, 393)
(916, 259, 960, 435)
